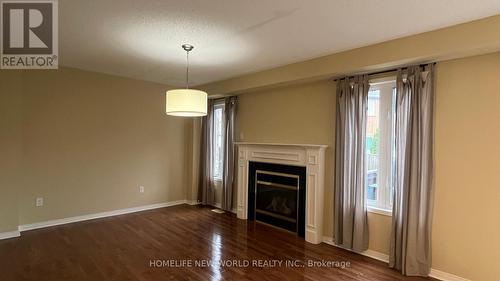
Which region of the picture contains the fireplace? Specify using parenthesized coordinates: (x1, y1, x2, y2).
(236, 142, 327, 244)
(248, 162, 306, 236)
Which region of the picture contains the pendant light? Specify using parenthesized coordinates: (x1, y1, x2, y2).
(166, 44, 208, 117)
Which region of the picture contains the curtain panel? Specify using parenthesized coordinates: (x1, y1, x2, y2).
(198, 99, 215, 206)
(334, 75, 370, 253)
(222, 96, 238, 211)
(390, 64, 435, 276)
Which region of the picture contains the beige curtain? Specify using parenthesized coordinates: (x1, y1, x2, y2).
(334, 75, 369, 253)
(198, 99, 215, 205)
(390, 64, 435, 276)
(221, 96, 237, 211)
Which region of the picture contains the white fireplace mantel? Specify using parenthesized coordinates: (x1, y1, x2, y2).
(235, 142, 328, 244)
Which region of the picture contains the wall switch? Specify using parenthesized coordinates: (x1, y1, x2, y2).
(36, 197, 44, 207)
(139, 186, 145, 193)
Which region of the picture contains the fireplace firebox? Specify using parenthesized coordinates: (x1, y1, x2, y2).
(248, 161, 306, 236)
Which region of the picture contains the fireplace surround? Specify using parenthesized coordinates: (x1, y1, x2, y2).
(235, 142, 327, 244)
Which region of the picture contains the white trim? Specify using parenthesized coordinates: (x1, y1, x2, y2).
(185, 200, 236, 214)
(322, 236, 470, 281)
(0, 230, 21, 240)
(367, 206, 392, 217)
(429, 269, 471, 281)
(234, 142, 328, 149)
(185, 200, 200, 205)
(18, 200, 187, 232)
(362, 249, 390, 263)
(322, 236, 389, 263)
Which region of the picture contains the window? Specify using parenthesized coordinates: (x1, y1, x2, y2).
(365, 78, 396, 215)
(212, 103, 225, 181)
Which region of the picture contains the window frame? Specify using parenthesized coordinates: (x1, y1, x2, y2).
(212, 101, 225, 182)
(365, 76, 396, 217)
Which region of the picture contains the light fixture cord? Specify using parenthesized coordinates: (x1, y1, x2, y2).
(186, 49, 190, 89)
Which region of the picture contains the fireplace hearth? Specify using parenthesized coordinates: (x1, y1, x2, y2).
(248, 162, 306, 236)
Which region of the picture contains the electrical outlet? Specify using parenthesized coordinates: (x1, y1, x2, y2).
(139, 186, 145, 193)
(36, 197, 44, 207)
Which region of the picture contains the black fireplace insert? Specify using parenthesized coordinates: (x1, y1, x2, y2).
(248, 161, 306, 237)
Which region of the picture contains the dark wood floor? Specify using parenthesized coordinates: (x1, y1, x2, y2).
(0, 204, 434, 281)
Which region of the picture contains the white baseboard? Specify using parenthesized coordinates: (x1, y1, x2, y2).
(210, 204, 237, 214)
(429, 269, 471, 281)
(322, 236, 389, 263)
(322, 236, 470, 281)
(0, 230, 21, 240)
(18, 200, 187, 232)
(362, 249, 390, 263)
(185, 200, 236, 214)
(185, 200, 200, 205)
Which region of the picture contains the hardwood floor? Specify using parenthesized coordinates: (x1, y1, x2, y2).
(0, 204, 434, 281)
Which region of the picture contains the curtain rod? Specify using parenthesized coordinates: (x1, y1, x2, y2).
(333, 62, 436, 81)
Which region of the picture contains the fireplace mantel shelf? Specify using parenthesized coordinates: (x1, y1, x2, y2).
(235, 142, 328, 149)
(235, 142, 327, 244)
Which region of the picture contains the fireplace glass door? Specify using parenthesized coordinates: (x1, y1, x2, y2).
(255, 170, 299, 233)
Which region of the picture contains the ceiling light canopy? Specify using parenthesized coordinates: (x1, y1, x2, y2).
(166, 44, 207, 117)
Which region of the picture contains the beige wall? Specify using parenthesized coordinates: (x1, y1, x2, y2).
(186, 118, 201, 203)
(0, 71, 22, 233)
(233, 52, 500, 281)
(367, 213, 391, 254)
(0, 67, 190, 226)
(433, 52, 500, 281)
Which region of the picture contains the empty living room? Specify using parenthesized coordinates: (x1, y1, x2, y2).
(1, 1, 500, 280)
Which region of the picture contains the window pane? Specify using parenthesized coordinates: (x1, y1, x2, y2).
(389, 87, 397, 208)
(367, 184, 377, 201)
(213, 106, 224, 180)
(366, 90, 380, 206)
(366, 80, 396, 212)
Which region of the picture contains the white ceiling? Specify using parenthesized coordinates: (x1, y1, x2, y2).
(60, 0, 500, 86)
